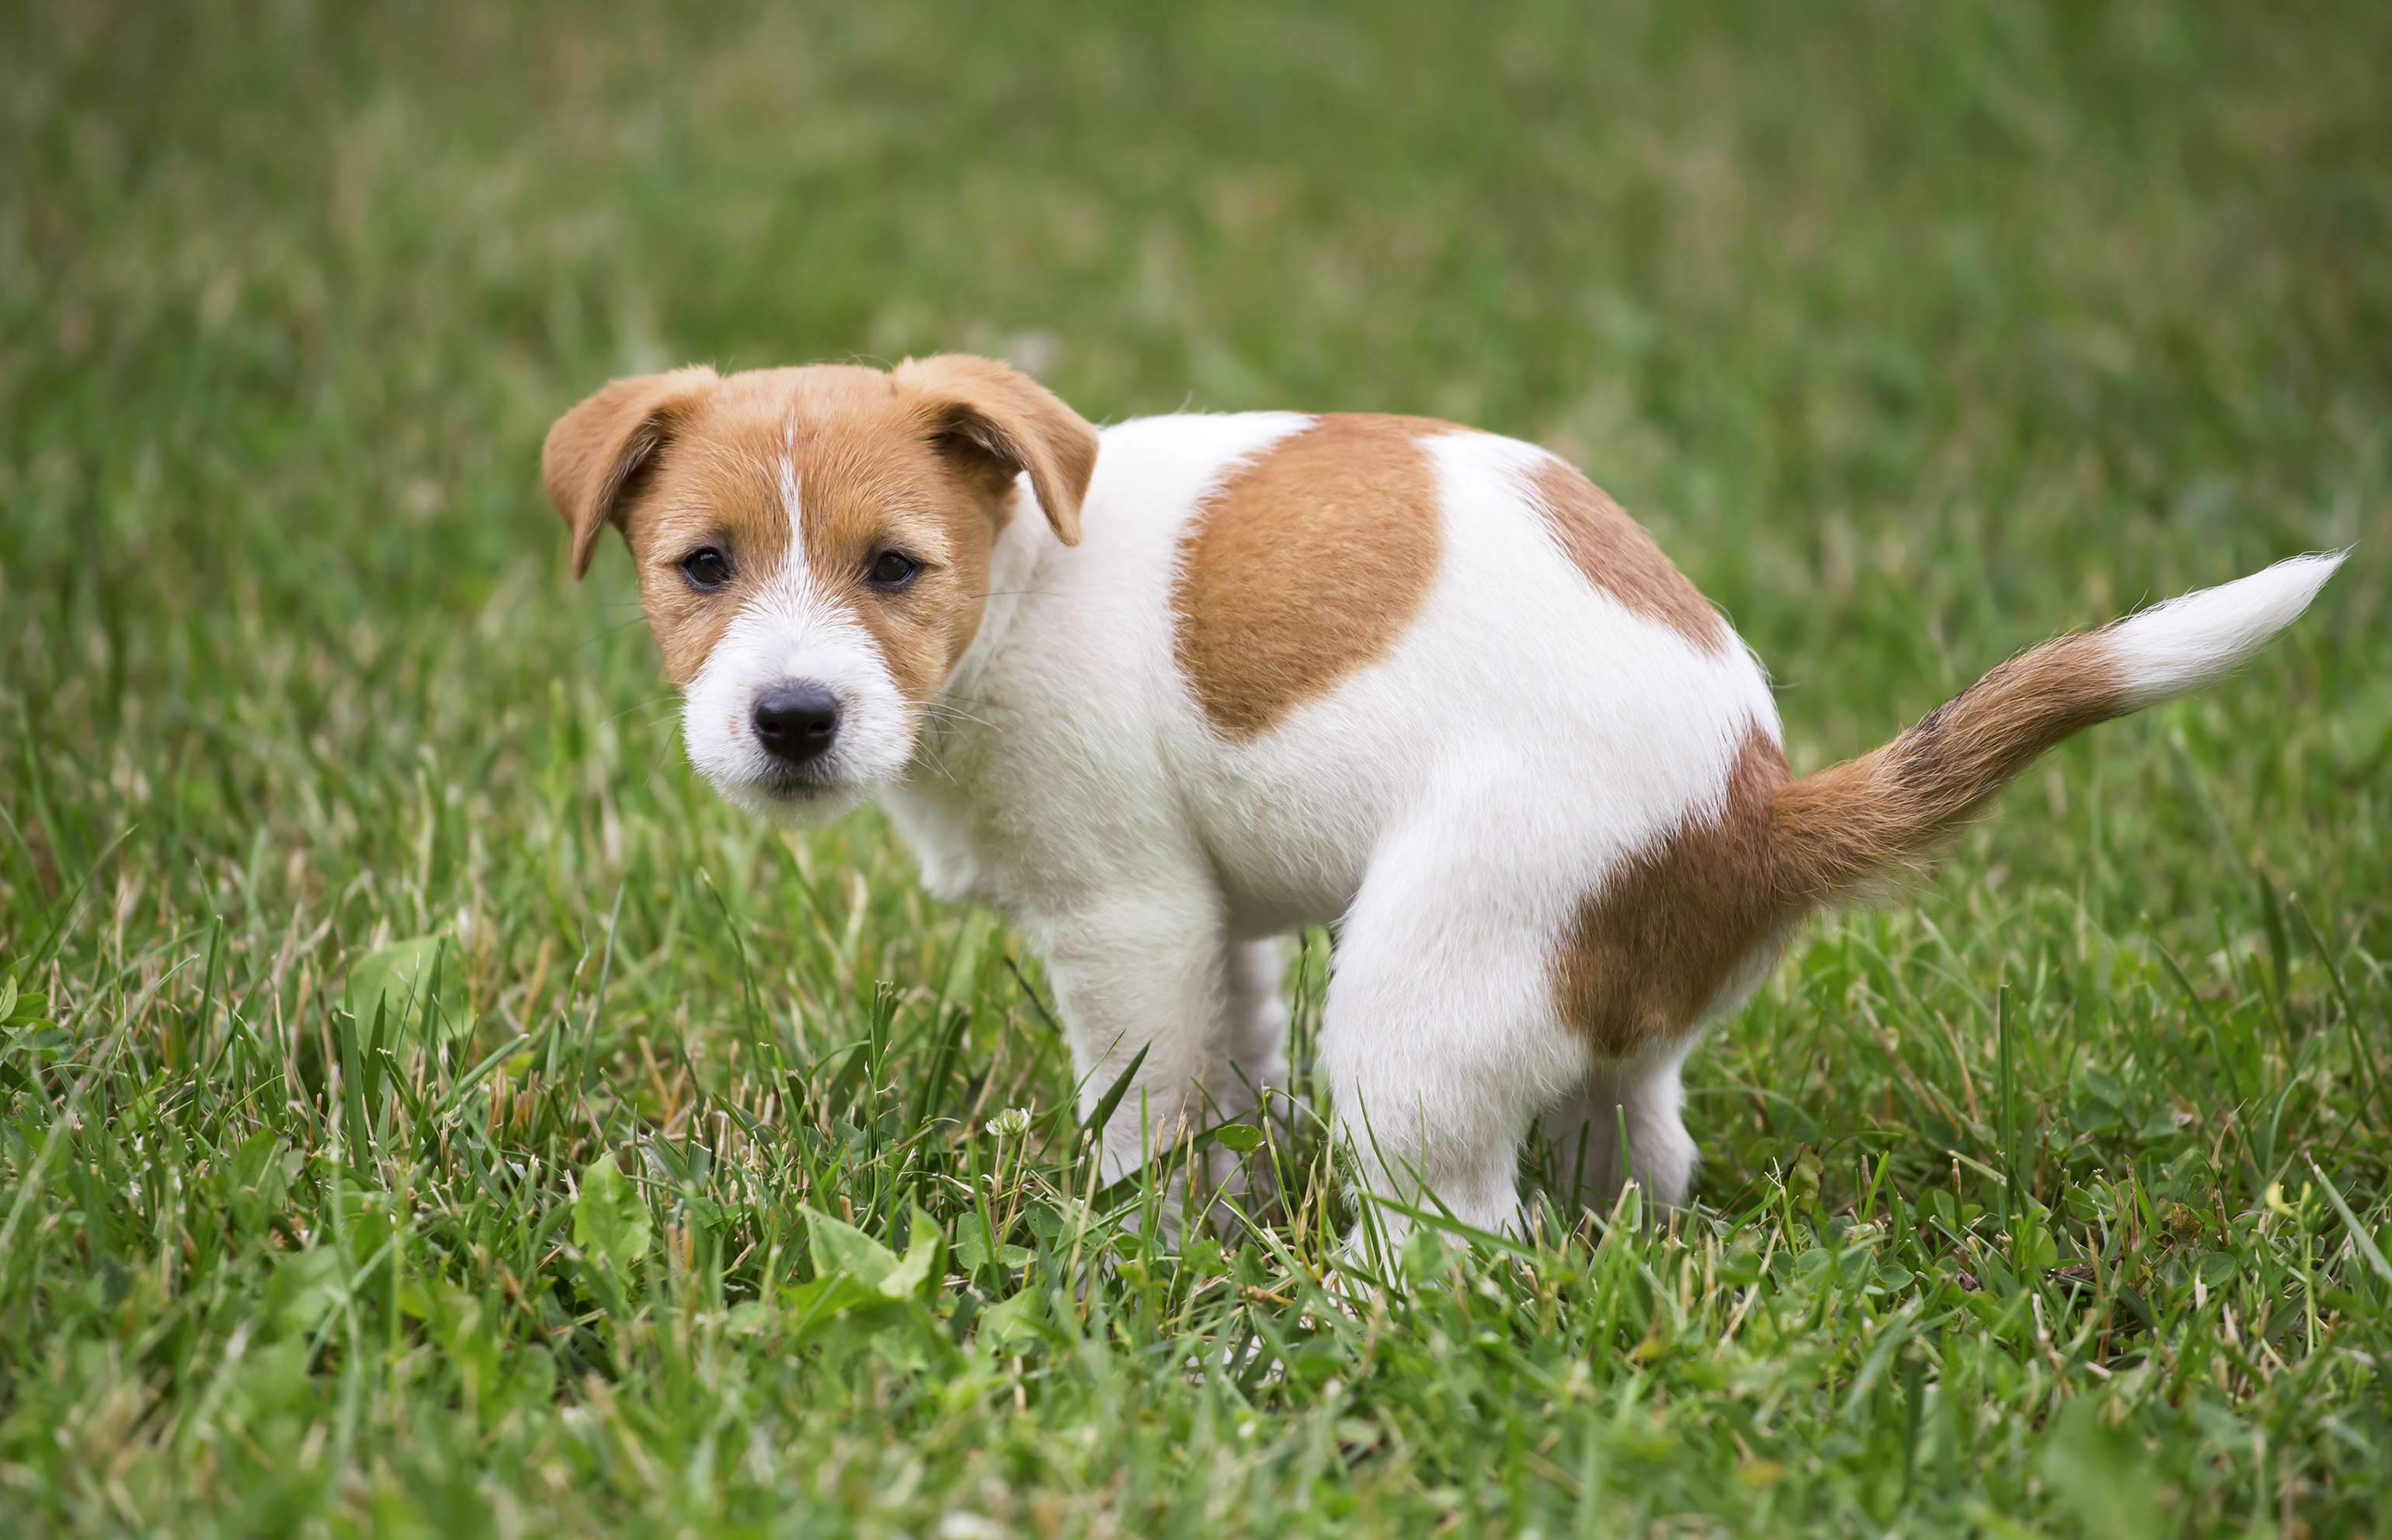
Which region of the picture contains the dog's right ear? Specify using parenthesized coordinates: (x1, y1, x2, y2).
(542, 367, 720, 579)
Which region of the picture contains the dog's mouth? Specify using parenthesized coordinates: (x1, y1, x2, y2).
(750, 764, 840, 801)
(706, 755, 887, 826)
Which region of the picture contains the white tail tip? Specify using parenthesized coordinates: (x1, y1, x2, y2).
(2106, 550, 2347, 710)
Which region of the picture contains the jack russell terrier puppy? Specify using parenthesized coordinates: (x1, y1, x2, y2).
(544, 353, 2342, 1236)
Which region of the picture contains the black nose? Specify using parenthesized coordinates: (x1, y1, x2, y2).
(752, 683, 840, 767)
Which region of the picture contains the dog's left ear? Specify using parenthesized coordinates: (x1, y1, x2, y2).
(544, 365, 721, 579)
(895, 354, 1099, 546)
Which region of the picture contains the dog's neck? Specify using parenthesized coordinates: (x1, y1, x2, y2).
(916, 481, 1054, 752)
(881, 488, 1057, 907)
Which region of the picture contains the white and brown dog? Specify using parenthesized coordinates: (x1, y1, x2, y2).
(545, 354, 2341, 1235)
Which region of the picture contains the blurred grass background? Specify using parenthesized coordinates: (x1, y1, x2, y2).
(2, 1, 2389, 1535)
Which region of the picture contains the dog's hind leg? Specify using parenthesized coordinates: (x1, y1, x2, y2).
(1540, 1041, 1702, 1218)
(1216, 940, 1292, 1121)
(1198, 938, 1295, 1211)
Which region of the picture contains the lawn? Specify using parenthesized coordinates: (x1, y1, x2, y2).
(3, 0, 2389, 1534)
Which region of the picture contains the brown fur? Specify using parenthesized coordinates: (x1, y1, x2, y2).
(1552, 725, 1792, 1055)
(1552, 630, 2128, 1054)
(1767, 630, 2127, 902)
(543, 365, 723, 580)
(541, 356, 1097, 706)
(1525, 459, 1726, 653)
(1173, 414, 1456, 740)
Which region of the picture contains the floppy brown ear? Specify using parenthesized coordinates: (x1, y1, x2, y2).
(542, 366, 720, 579)
(894, 353, 1099, 545)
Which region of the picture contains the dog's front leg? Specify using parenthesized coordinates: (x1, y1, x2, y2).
(1035, 889, 1234, 1191)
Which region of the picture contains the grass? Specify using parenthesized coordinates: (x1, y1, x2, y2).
(2, 0, 2390, 1533)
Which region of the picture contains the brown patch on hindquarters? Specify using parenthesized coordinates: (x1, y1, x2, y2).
(1526, 458, 1725, 653)
(1551, 725, 1793, 1056)
(1173, 413, 1457, 739)
(1554, 629, 2132, 1054)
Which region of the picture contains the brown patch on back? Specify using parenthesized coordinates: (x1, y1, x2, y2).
(1527, 459, 1724, 652)
(1173, 414, 1455, 739)
(1551, 725, 1792, 1056)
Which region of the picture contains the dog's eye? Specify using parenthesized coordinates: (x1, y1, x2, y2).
(866, 549, 923, 590)
(678, 547, 734, 589)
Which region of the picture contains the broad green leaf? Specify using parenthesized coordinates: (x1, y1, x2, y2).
(955, 1213, 1031, 1272)
(803, 1205, 900, 1289)
(573, 1156, 652, 1271)
(342, 937, 472, 1043)
(801, 1205, 943, 1299)
(783, 1271, 887, 1322)
(881, 1207, 942, 1299)
(1213, 1122, 1265, 1154)
(2043, 1396, 2164, 1540)
(977, 1288, 1045, 1350)
(0, 979, 43, 1025)
(264, 1248, 346, 1338)
(2011, 1208, 2060, 1272)
(779, 1274, 923, 1351)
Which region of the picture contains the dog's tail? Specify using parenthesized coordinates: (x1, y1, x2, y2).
(1768, 552, 2345, 905)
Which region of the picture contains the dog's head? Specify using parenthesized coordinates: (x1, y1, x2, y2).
(544, 355, 1097, 820)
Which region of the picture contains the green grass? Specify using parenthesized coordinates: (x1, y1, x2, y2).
(4, 0, 2390, 1533)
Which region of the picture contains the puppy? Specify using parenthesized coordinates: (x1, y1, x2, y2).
(544, 354, 2341, 1235)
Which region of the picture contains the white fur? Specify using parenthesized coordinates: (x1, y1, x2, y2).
(680, 457, 916, 819)
(2104, 551, 2345, 710)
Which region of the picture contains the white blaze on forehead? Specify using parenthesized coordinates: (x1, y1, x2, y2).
(778, 445, 802, 515)
(759, 449, 849, 669)
(777, 442, 805, 577)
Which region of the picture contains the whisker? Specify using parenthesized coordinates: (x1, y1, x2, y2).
(909, 749, 966, 789)
(603, 695, 684, 729)
(917, 704, 999, 733)
(578, 616, 655, 649)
